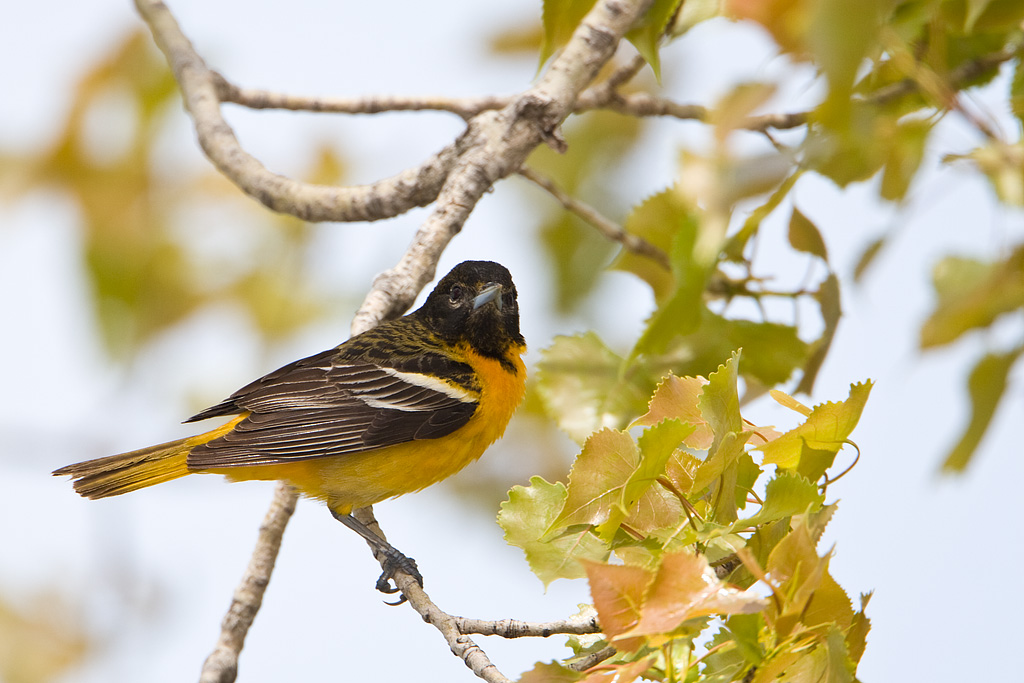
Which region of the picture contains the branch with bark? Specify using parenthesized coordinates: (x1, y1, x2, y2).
(131, 0, 653, 680)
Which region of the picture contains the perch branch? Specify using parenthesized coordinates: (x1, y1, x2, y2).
(145, 0, 651, 680)
(454, 614, 602, 638)
(198, 483, 298, 683)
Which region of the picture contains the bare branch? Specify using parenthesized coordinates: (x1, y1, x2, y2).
(214, 73, 509, 121)
(517, 166, 671, 271)
(142, 0, 651, 680)
(568, 645, 618, 671)
(345, 4, 656, 681)
(199, 483, 298, 683)
(454, 614, 601, 638)
(135, 0, 458, 223)
(351, 0, 658, 328)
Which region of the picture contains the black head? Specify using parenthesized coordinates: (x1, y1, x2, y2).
(417, 261, 525, 360)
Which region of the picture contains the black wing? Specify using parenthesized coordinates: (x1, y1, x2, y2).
(185, 350, 478, 468)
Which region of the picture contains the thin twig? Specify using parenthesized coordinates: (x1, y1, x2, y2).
(517, 166, 671, 271)
(214, 73, 509, 121)
(454, 614, 601, 638)
(568, 645, 618, 671)
(198, 483, 298, 683)
(135, 0, 460, 223)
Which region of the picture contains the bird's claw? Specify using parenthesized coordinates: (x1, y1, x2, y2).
(376, 552, 423, 606)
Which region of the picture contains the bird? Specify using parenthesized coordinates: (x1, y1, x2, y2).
(54, 260, 527, 599)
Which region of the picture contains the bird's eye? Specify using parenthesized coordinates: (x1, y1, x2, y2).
(448, 285, 464, 305)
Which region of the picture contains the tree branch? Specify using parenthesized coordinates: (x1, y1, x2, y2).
(198, 483, 298, 683)
(454, 614, 601, 638)
(517, 166, 671, 270)
(351, 0, 657, 328)
(143, 0, 650, 680)
(135, 0, 459, 223)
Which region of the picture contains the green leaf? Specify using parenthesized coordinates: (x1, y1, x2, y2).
(724, 171, 801, 262)
(776, 625, 854, 683)
(612, 186, 693, 303)
(693, 431, 752, 524)
(795, 272, 841, 395)
(942, 348, 1023, 472)
(788, 207, 829, 261)
(517, 661, 582, 683)
(632, 211, 707, 356)
(965, 0, 995, 31)
(540, 0, 597, 67)
(621, 419, 695, 534)
(880, 119, 931, 202)
(499, 476, 608, 586)
(553, 428, 639, 531)
(625, 0, 685, 81)
(690, 353, 749, 524)
(810, 0, 886, 124)
(671, 0, 723, 36)
(739, 471, 824, 529)
(536, 333, 652, 443)
(921, 247, 1024, 347)
(760, 382, 873, 470)
(700, 351, 744, 452)
(852, 236, 886, 283)
(674, 312, 809, 388)
(1011, 57, 1024, 129)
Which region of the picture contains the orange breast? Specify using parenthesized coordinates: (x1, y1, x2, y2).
(213, 343, 527, 515)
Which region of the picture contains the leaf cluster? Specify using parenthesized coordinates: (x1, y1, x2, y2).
(501, 352, 873, 682)
(534, 0, 1024, 474)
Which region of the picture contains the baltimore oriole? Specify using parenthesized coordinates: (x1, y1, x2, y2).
(54, 260, 527, 597)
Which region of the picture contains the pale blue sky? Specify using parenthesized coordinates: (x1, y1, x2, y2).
(2, 1, 1021, 681)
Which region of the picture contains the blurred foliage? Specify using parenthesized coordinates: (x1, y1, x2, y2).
(0, 592, 90, 683)
(0, 30, 341, 358)
(532, 0, 1024, 471)
(502, 354, 873, 681)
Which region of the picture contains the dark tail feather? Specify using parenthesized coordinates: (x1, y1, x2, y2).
(53, 437, 192, 499)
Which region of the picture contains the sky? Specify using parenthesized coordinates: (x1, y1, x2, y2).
(2, 1, 1022, 681)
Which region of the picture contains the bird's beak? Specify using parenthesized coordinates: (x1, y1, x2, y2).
(473, 283, 503, 311)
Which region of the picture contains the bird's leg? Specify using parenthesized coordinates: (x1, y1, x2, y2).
(330, 508, 423, 605)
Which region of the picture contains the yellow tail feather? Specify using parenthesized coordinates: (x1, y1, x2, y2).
(54, 437, 192, 499)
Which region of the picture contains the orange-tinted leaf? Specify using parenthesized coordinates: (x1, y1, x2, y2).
(620, 551, 767, 643)
(582, 561, 653, 652)
(579, 656, 654, 683)
(631, 374, 713, 449)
